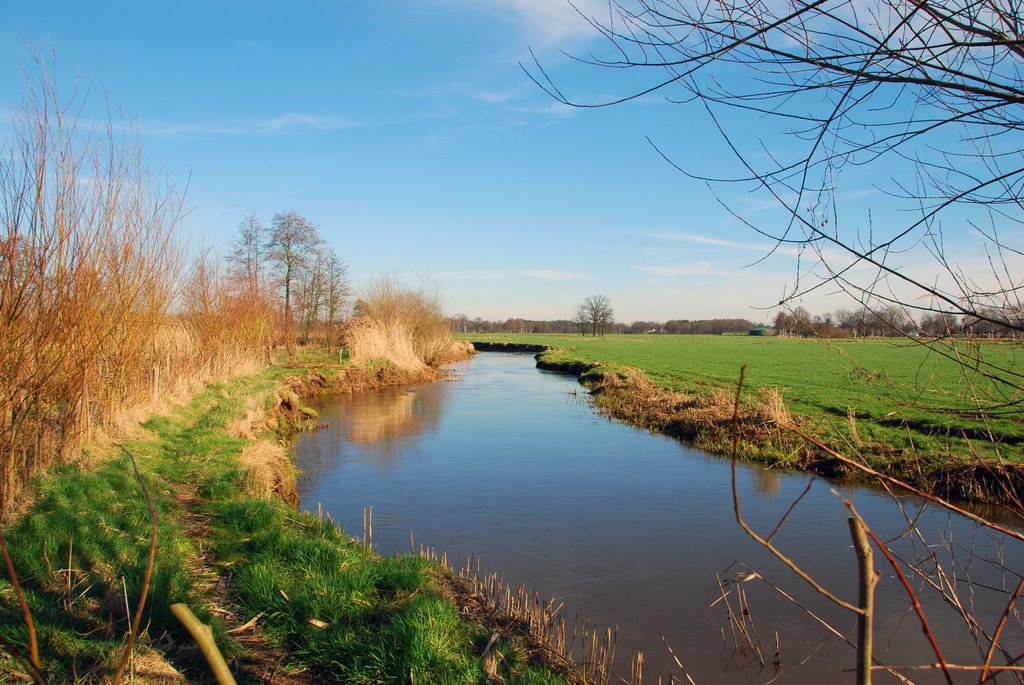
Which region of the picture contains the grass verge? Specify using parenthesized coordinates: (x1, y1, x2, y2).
(0, 352, 573, 684)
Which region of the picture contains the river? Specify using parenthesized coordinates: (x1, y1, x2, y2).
(294, 351, 1024, 684)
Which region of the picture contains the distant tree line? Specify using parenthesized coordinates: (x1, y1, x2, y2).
(771, 306, 1016, 339)
(449, 306, 1020, 340)
(447, 315, 763, 335)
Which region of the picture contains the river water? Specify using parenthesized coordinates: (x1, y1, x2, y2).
(294, 351, 1024, 684)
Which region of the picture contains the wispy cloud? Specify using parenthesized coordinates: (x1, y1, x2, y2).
(395, 81, 575, 124)
(522, 269, 591, 281)
(641, 231, 807, 259)
(437, 268, 593, 282)
(644, 232, 758, 250)
(634, 261, 724, 278)
(138, 112, 364, 138)
(436, 269, 511, 280)
(440, 0, 608, 45)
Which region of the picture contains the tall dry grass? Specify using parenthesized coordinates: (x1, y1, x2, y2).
(346, 319, 431, 375)
(0, 53, 273, 511)
(347, 276, 457, 370)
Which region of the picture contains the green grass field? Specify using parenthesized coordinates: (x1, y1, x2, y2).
(465, 333, 1024, 461)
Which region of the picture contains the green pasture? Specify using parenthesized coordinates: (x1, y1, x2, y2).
(465, 334, 1024, 461)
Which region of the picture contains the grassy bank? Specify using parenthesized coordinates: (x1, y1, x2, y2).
(0, 353, 575, 684)
(466, 334, 1024, 501)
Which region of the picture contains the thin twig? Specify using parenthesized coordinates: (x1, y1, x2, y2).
(0, 527, 41, 681)
(112, 445, 158, 685)
(786, 424, 1024, 545)
(766, 477, 816, 544)
(843, 499, 954, 685)
(979, 576, 1024, 684)
(731, 366, 864, 615)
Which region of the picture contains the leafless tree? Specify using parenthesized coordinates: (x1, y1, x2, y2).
(577, 294, 615, 336)
(226, 214, 264, 295)
(323, 249, 351, 347)
(527, 0, 1024, 401)
(264, 211, 320, 357)
(574, 302, 590, 336)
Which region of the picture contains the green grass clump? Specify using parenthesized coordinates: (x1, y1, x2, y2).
(0, 452, 203, 680)
(212, 498, 472, 679)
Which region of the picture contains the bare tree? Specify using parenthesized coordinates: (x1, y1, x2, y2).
(323, 249, 351, 347)
(577, 294, 615, 336)
(226, 214, 264, 295)
(527, 0, 1024, 402)
(264, 211, 320, 357)
(573, 302, 590, 336)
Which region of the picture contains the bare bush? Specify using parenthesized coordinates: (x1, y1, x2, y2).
(346, 318, 431, 375)
(0, 52, 274, 511)
(352, 275, 455, 366)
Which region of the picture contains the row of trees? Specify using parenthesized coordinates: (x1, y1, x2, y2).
(225, 211, 351, 354)
(449, 315, 764, 335)
(773, 307, 1014, 339)
(451, 307, 1017, 340)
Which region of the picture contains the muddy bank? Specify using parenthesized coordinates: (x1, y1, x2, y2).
(534, 355, 1024, 505)
(470, 341, 551, 353)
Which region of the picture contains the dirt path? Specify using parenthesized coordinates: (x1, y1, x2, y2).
(173, 484, 313, 685)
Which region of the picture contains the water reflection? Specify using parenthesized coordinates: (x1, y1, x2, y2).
(302, 384, 449, 474)
(752, 465, 782, 498)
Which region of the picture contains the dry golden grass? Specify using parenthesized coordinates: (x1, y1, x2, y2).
(109, 648, 186, 685)
(586, 368, 804, 461)
(432, 339, 476, 365)
(354, 276, 455, 365)
(346, 319, 432, 375)
(238, 440, 299, 503)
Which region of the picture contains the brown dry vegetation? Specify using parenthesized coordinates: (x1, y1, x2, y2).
(581, 366, 802, 462)
(0, 54, 276, 513)
(539, 356, 1024, 503)
(347, 276, 472, 376)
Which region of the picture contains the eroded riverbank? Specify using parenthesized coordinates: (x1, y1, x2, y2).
(478, 339, 1024, 505)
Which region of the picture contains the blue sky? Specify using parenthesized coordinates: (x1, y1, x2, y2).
(0, 1, 1008, 323)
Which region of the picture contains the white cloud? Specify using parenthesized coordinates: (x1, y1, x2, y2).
(640, 230, 809, 259)
(634, 261, 723, 278)
(438, 0, 608, 45)
(522, 269, 592, 281)
(437, 269, 511, 280)
(644, 232, 759, 250)
(138, 112, 364, 138)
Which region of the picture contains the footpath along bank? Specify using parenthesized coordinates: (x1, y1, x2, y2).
(0, 349, 588, 685)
